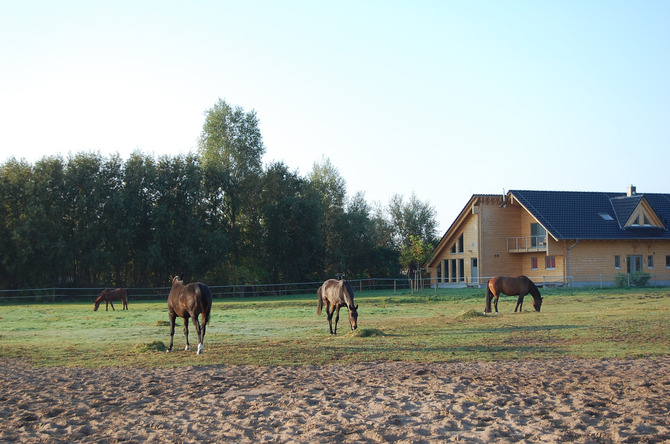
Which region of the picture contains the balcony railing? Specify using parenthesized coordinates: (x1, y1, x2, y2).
(507, 235, 547, 253)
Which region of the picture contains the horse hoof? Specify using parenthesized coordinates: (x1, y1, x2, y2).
(184, 346, 190, 351)
(197, 343, 204, 354)
(166, 349, 172, 353)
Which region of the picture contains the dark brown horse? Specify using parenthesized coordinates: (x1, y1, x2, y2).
(485, 276, 542, 314)
(167, 276, 212, 354)
(94, 288, 128, 311)
(317, 279, 358, 335)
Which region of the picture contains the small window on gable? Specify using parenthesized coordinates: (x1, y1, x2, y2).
(599, 213, 614, 221)
(624, 198, 665, 229)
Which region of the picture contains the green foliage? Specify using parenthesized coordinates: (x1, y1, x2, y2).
(399, 235, 433, 273)
(388, 192, 438, 247)
(615, 271, 651, 287)
(0, 99, 437, 288)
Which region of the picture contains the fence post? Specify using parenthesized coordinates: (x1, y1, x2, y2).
(394, 280, 396, 295)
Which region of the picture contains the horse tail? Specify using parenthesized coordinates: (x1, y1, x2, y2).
(195, 284, 211, 325)
(317, 285, 323, 315)
(485, 281, 493, 313)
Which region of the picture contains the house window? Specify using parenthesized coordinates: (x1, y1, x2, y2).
(545, 256, 556, 270)
(531, 257, 538, 270)
(457, 234, 464, 253)
(531, 223, 546, 248)
(451, 243, 456, 254)
(648, 255, 654, 269)
(614, 256, 621, 269)
(666, 256, 670, 269)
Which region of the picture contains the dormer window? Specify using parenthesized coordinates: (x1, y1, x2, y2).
(599, 213, 614, 221)
(624, 199, 664, 229)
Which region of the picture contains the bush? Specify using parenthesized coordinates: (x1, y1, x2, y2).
(615, 271, 650, 287)
(631, 271, 651, 287)
(615, 273, 628, 287)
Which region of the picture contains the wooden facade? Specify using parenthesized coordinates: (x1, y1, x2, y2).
(426, 189, 670, 286)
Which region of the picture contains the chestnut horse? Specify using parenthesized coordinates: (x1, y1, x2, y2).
(485, 276, 542, 314)
(94, 288, 128, 311)
(317, 279, 358, 335)
(167, 276, 212, 355)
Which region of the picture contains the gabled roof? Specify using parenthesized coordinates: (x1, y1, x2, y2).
(509, 190, 670, 240)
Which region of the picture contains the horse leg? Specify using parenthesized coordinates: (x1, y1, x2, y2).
(515, 295, 524, 312)
(109, 300, 115, 311)
(192, 316, 204, 354)
(494, 295, 500, 313)
(105, 301, 109, 311)
(167, 312, 177, 352)
(333, 306, 341, 335)
(183, 317, 190, 351)
(326, 305, 335, 334)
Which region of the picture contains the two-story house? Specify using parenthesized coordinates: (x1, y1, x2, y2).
(425, 186, 670, 287)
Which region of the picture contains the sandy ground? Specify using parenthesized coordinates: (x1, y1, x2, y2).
(1, 356, 669, 443)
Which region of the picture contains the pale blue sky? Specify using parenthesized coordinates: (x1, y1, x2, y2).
(1, 1, 669, 232)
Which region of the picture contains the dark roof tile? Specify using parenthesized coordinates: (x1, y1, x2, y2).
(509, 190, 670, 240)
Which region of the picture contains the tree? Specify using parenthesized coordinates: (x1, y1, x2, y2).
(198, 99, 265, 281)
(260, 162, 321, 282)
(388, 192, 438, 248)
(308, 157, 347, 277)
(0, 158, 34, 287)
(399, 235, 433, 292)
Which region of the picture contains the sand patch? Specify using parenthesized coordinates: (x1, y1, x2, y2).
(1, 356, 669, 443)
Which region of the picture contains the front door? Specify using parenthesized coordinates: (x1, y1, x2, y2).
(627, 255, 642, 274)
(471, 258, 478, 284)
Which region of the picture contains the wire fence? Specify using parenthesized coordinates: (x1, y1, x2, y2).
(0, 278, 414, 303)
(1, 273, 668, 303)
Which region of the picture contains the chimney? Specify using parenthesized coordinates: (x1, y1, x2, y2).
(627, 185, 636, 197)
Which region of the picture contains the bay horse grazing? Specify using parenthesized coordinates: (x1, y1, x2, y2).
(317, 279, 358, 335)
(167, 276, 212, 355)
(485, 276, 542, 314)
(94, 288, 128, 311)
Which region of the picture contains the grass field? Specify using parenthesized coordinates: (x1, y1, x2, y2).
(1, 286, 668, 368)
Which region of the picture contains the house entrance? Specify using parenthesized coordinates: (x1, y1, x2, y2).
(627, 255, 642, 274)
(471, 258, 478, 284)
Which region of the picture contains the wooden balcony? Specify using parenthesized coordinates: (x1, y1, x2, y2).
(507, 236, 547, 253)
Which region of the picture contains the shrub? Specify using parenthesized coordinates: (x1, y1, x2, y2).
(615, 273, 629, 287)
(615, 271, 651, 287)
(631, 271, 651, 287)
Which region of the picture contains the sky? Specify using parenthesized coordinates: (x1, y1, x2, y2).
(1, 1, 669, 233)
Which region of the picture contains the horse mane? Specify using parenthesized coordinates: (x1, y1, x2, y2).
(342, 280, 355, 308)
(524, 276, 541, 298)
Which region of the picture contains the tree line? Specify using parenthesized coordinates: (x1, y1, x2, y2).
(0, 99, 438, 289)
